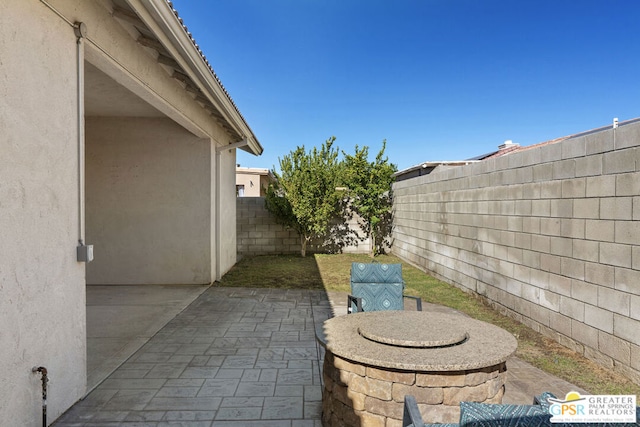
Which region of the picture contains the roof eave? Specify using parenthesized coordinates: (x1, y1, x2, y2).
(128, 0, 263, 156)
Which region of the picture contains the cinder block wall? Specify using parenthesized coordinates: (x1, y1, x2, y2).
(392, 122, 640, 384)
(237, 197, 371, 256)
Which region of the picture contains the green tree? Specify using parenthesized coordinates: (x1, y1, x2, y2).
(343, 140, 397, 257)
(265, 137, 343, 257)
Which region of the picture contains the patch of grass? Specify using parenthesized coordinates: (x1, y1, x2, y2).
(218, 253, 640, 398)
(219, 255, 324, 289)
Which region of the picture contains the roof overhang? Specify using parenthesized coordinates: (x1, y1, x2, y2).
(118, 0, 263, 155)
(394, 160, 479, 178)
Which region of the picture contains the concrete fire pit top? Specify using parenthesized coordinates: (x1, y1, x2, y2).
(318, 311, 517, 371)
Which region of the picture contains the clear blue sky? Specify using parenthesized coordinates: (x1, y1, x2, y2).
(171, 0, 640, 172)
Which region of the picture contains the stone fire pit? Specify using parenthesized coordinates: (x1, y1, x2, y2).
(317, 311, 517, 426)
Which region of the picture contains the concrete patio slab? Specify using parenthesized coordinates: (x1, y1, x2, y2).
(55, 286, 586, 426)
(86, 285, 209, 392)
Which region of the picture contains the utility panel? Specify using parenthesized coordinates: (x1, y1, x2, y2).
(77, 244, 94, 263)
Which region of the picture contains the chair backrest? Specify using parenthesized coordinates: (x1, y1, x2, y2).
(350, 262, 404, 311)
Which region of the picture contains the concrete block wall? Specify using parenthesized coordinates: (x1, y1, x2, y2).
(237, 197, 371, 256)
(392, 121, 640, 385)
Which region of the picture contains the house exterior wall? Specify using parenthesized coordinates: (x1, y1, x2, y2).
(392, 122, 640, 384)
(1, 0, 256, 423)
(0, 0, 87, 423)
(218, 148, 238, 277)
(86, 117, 212, 284)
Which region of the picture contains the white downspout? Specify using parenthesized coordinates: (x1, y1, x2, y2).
(215, 149, 221, 281)
(74, 22, 93, 263)
(75, 23, 86, 245)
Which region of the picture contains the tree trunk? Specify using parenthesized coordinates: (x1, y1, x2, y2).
(369, 230, 376, 258)
(300, 234, 307, 257)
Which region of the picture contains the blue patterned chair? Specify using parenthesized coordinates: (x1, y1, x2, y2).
(402, 393, 640, 427)
(348, 262, 422, 313)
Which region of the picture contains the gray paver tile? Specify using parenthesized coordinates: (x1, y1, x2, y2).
(258, 368, 277, 382)
(91, 411, 130, 421)
(103, 389, 157, 411)
(240, 369, 261, 381)
(234, 381, 275, 397)
(275, 385, 303, 397)
(205, 356, 226, 366)
(188, 356, 210, 366)
(155, 387, 200, 398)
(254, 360, 289, 369)
(77, 388, 119, 408)
(157, 421, 211, 427)
(164, 410, 216, 421)
(144, 397, 221, 411)
(304, 401, 322, 419)
(124, 411, 166, 421)
(212, 421, 290, 427)
(220, 355, 256, 369)
(134, 353, 174, 363)
(292, 421, 322, 427)
(215, 406, 262, 420)
(110, 369, 150, 379)
(284, 348, 317, 359)
(219, 397, 264, 407)
(145, 364, 187, 379)
(262, 396, 304, 419)
(276, 369, 313, 385)
(175, 344, 211, 355)
(198, 378, 240, 396)
(303, 385, 322, 401)
(258, 348, 284, 360)
(164, 378, 205, 387)
(100, 378, 166, 389)
(215, 369, 244, 379)
(180, 367, 220, 378)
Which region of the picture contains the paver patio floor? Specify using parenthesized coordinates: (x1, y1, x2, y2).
(53, 286, 585, 426)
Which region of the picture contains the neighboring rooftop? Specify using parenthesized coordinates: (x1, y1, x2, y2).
(395, 117, 640, 181)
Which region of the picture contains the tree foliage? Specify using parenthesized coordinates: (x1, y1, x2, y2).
(265, 137, 343, 257)
(342, 141, 397, 257)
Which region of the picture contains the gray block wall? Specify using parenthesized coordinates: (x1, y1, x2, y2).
(237, 197, 371, 256)
(392, 121, 640, 385)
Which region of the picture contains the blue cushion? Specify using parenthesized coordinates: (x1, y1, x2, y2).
(459, 401, 640, 427)
(459, 401, 550, 427)
(350, 263, 405, 311)
(351, 262, 403, 283)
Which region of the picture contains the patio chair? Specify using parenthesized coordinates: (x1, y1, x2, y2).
(347, 262, 422, 313)
(402, 392, 640, 427)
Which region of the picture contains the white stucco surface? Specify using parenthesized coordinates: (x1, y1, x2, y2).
(0, 0, 87, 424)
(218, 148, 239, 277)
(86, 117, 212, 285)
(2, 0, 261, 423)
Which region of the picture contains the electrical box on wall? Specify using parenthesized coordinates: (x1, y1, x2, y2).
(77, 244, 94, 263)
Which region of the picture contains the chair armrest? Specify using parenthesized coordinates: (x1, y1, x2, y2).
(403, 395, 424, 427)
(347, 295, 363, 314)
(403, 295, 423, 311)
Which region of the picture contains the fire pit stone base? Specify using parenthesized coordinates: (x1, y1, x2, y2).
(322, 351, 507, 427)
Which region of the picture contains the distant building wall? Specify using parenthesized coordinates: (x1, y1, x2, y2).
(237, 197, 371, 256)
(392, 121, 640, 384)
(236, 167, 273, 197)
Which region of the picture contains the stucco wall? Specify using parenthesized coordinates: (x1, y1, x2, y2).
(0, 0, 87, 424)
(2, 0, 249, 422)
(86, 117, 212, 284)
(218, 148, 238, 277)
(392, 122, 640, 384)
